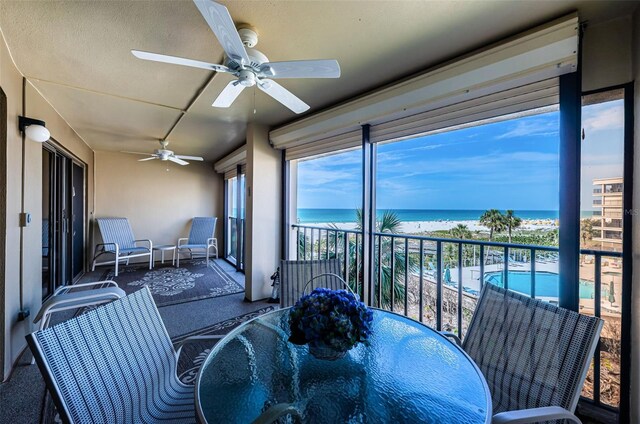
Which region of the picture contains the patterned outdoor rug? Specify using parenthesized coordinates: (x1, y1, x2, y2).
(100, 259, 244, 307)
(173, 306, 276, 385)
(41, 305, 276, 424)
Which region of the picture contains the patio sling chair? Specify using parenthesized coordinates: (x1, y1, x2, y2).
(444, 283, 603, 424)
(91, 217, 153, 277)
(176, 217, 218, 267)
(27, 287, 222, 424)
(30, 280, 125, 364)
(279, 259, 348, 308)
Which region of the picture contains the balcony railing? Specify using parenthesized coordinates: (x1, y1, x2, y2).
(602, 220, 623, 229)
(291, 223, 623, 412)
(603, 184, 623, 194)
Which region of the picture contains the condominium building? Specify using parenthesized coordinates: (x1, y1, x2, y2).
(592, 177, 623, 250)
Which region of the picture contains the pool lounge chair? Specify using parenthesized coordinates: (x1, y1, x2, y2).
(443, 283, 602, 423)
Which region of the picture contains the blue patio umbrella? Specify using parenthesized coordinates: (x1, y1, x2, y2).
(444, 266, 452, 286)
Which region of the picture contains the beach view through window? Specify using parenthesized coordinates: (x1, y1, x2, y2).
(294, 97, 625, 409)
(579, 90, 625, 408)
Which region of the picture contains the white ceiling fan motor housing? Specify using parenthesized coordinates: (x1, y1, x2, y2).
(237, 27, 258, 48)
(226, 47, 269, 73)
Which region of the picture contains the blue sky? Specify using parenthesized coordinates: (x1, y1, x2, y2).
(297, 100, 624, 211)
(580, 99, 624, 210)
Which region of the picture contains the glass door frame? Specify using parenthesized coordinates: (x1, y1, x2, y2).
(42, 143, 87, 301)
(579, 82, 634, 422)
(223, 164, 245, 272)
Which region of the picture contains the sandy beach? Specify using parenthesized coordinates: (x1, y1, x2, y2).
(300, 219, 558, 234)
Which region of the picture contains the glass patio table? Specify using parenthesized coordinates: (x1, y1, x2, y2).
(195, 308, 491, 423)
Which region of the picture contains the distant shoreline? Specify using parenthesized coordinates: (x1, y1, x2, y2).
(296, 208, 593, 226)
(300, 218, 558, 234)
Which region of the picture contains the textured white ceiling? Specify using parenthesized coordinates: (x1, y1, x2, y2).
(0, 0, 636, 161)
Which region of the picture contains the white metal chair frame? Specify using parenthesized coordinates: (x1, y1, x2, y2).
(176, 217, 219, 268)
(34, 281, 124, 330)
(27, 288, 223, 423)
(31, 280, 126, 365)
(91, 218, 153, 277)
(176, 237, 218, 267)
(92, 240, 153, 276)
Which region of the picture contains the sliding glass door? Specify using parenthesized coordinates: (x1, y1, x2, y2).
(225, 167, 245, 271)
(578, 86, 632, 418)
(42, 146, 85, 299)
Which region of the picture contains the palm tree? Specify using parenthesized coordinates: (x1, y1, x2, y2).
(350, 209, 416, 309)
(479, 209, 506, 265)
(580, 219, 598, 247)
(504, 210, 522, 243)
(479, 209, 506, 240)
(447, 224, 473, 267)
(449, 224, 472, 240)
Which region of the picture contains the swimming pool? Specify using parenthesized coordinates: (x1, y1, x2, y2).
(483, 271, 605, 300)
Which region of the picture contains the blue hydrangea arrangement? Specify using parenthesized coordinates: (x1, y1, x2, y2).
(288, 288, 373, 352)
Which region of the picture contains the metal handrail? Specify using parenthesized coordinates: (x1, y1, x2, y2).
(291, 222, 623, 413)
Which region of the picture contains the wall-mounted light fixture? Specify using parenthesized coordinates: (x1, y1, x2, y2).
(19, 116, 50, 142)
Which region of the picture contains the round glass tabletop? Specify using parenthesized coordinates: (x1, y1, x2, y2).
(196, 308, 491, 423)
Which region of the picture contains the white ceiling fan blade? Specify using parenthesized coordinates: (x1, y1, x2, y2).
(260, 60, 341, 79)
(121, 150, 154, 156)
(168, 156, 189, 166)
(174, 155, 204, 161)
(212, 80, 246, 107)
(192, 0, 250, 66)
(257, 79, 310, 114)
(132, 50, 231, 73)
(138, 157, 158, 162)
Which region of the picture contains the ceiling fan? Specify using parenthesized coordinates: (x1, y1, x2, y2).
(131, 0, 340, 114)
(122, 141, 204, 166)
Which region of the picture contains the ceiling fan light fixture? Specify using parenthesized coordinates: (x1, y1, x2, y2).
(238, 70, 256, 87)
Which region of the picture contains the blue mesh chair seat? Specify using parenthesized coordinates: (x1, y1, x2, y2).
(103, 245, 149, 254)
(447, 283, 603, 424)
(27, 288, 221, 424)
(176, 217, 218, 267)
(91, 218, 153, 276)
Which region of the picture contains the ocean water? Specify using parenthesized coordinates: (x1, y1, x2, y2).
(296, 209, 568, 224)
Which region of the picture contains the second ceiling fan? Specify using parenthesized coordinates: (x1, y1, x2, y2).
(132, 0, 341, 114)
(123, 140, 204, 166)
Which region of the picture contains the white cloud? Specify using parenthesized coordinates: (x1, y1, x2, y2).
(495, 119, 558, 139)
(583, 104, 624, 133)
